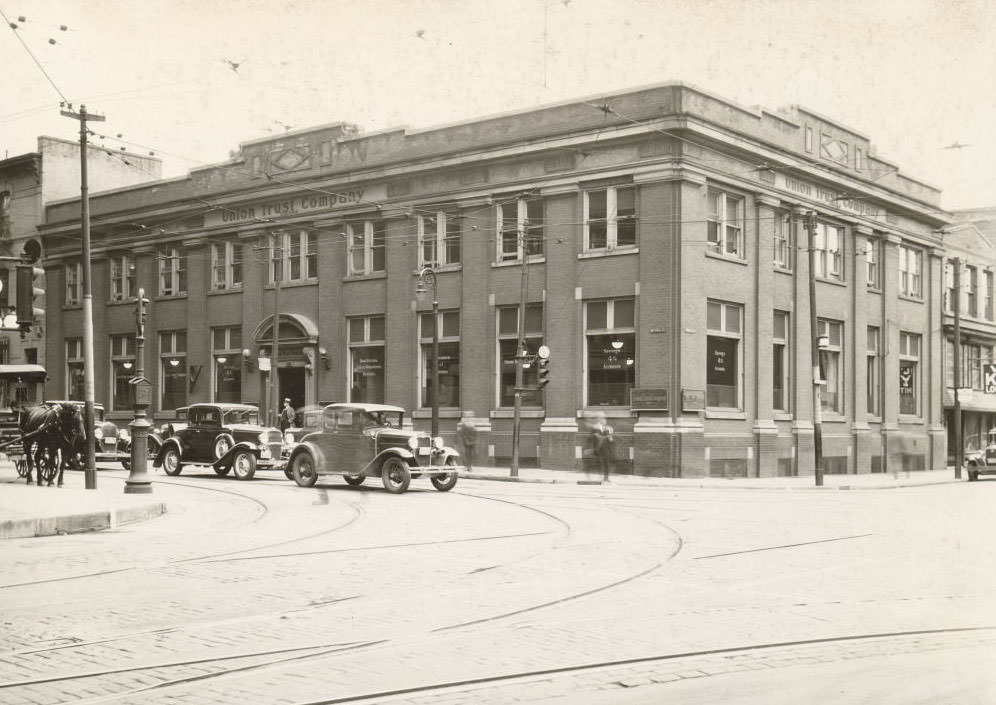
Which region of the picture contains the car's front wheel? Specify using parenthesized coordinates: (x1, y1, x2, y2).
(162, 446, 183, 476)
(231, 450, 257, 480)
(430, 457, 459, 492)
(381, 457, 411, 494)
(121, 437, 161, 471)
(290, 452, 318, 487)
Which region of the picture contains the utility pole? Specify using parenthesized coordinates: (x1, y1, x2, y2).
(271, 233, 282, 427)
(510, 217, 530, 478)
(805, 210, 824, 486)
(953, 258, 963, 479)
(61, 104, 104, 490)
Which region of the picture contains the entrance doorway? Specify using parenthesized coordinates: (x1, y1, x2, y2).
(279, 366, 306, 421)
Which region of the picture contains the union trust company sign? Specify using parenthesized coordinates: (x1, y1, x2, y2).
(205, 184, 386, 227)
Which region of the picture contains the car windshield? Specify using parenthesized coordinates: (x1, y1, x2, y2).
(362, 411, 402, 429)
(223, 408, 259, 425)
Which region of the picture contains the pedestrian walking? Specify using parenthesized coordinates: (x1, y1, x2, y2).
(279, 398, 296, 432)
(590, 411, 615, 481)
(456, 411, 478, 471)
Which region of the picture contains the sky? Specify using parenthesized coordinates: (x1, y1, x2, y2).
(2, 0, 994, 211)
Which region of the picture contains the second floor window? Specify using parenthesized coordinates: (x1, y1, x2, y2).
(347, 221, 385, 276)
(707, 189, 744, 258)
(865, 238, 880, 289)
(66, 261, 82, 305)
(773, 310, 790, 412)
(271, 230, 318, 282)
(814, 223, 843, 281)
(497, 197, 544, 262)
(211, 241, 243, 291)
(109, 255, 135, 301)
(867, 326, 881, 417)
(899, 245, 923, 299)
(419, 211, 461, 267)
(66, 338, 84, 399)
(986, 270, 994, 321)
(773, 212, 792, 270)
(158, 246, 187, 296)
(584, 185, 636, 252)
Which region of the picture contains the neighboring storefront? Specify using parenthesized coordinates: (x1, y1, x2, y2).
(39, 83, 950, 477)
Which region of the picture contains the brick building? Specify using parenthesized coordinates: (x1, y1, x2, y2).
(38, 83, 949, 477)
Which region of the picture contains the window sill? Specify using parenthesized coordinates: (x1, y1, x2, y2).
(64, 303, 82, 310)
(774, 265, 793, 275)
(419, 263, 462, 273)
(342, 272, 387, 282)
(106, 298, 132, 306)
(578, 247, 639, 260)
(821, 413, 847, 423)
(898, 293, 924, 304)
(265, 279, 319, 290)
(492, 258, 544, 268)
(491, 408, 545, 418)
(155, 293, 188, 301)
(866, 285, 882, 293)
(705, 408, 746, 420)
(898, 414, 923, 424)
(815, 276, 847, 288)
(773, 411, 793, 421)
(705, 250, 747, 266)
(411, 408, 462, 419)
(577, 408, 633, 419)
(208, 286, 243, 296)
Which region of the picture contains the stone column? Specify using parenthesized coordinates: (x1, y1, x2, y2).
(927, 246, 947, 469)
(851, 226, 873, 473)
(752, 194, 780, 477)
(791, 207, 815, 476)
(881, 233, 902, 471)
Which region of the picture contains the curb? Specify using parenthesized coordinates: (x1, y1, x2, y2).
(0, 502, 167, 540)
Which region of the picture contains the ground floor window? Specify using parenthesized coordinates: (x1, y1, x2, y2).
(497, 303, 544, 407)
(707, 300, 742, 409)
(773, 310, 789, 412)
(818, 319, 843, 413)
(899, 331, 921, 416)
(585, 298, 635, 406)
(159, 330, 187, 411)
(419, 310, 460, 409)
(212, 327, 242, 403)
(867, 326, 881, 417)
(66, 338, 84, 400)
(349, 315, 385, 403)
(110, 335, 136, 411)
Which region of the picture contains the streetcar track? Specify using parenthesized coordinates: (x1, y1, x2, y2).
(692, 532, 875, 559)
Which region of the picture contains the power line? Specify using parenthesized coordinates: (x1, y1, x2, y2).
(1, 8, 69, 103)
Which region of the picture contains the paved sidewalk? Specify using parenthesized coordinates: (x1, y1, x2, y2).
(0, 461, 166, 539)
(464, 463, 964, 491)
(0, 458, 965, 540)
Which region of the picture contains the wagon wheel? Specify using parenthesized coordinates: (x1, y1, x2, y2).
(14, 457, 27, 478)
(36, 448, 58, 483)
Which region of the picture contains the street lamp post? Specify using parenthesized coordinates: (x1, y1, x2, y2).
(415, 266, 439, 438)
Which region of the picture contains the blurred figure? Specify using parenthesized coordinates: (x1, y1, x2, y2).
(280, 398, 295, 432)
(456, 411, 478, 471)
(590, 411, 615, 481)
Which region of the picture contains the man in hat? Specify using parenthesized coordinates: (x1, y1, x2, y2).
(280, 398, 296, 431)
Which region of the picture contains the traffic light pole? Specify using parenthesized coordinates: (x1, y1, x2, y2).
(125, 289, 153, 494)
(62, 105, 105, 490)
(510, 222, 529, 478)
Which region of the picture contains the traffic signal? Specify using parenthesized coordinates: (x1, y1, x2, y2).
(537, 356, 550, 389)
(135, 287, 149, 337)
(15, 263, 45, 334)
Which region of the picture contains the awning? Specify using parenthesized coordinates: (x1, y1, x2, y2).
(0, 364, 47, 381)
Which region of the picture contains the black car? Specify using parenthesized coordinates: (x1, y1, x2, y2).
(153, 403, 284, 480)
(285, 402, 462, 493)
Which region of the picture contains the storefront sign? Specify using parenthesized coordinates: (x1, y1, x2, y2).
(774, 172, 883, 218)
(899, 364, 915, 395)
(631, 388, 668, 411)
(206, 184, 387, 227)
(986, 364, 996, 394)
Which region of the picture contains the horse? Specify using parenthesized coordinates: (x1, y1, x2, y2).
(18, 403, 87, 487)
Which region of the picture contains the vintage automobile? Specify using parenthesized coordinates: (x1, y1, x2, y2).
(965, 428, 996, 481)
(46, 400, 129, 464)
(153, 402, 284, 480)
(285, 402, 462, 493)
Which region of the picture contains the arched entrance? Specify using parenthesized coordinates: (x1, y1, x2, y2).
(251, 313, 320, 426)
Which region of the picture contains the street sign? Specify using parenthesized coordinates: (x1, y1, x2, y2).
(985, 364, 996, 394)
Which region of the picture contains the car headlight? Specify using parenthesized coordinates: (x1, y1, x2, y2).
(119, 428, 130, 442)
(258, 432, 268, 444)
(433, 436, 444, 450)
(284, 431, 295, 444)
(94, 427, 104, 440)
(407, 437, 419, 450)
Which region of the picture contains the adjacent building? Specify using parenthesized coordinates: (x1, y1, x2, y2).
(38, 83, 950, 477)
(0, 137, 161, 407)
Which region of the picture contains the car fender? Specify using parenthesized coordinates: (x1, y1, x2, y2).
(215, 441, 260, 469)
(287, 441, 326, 470)
(154, 437, 184, 467)
(368, 447, 415, 472)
